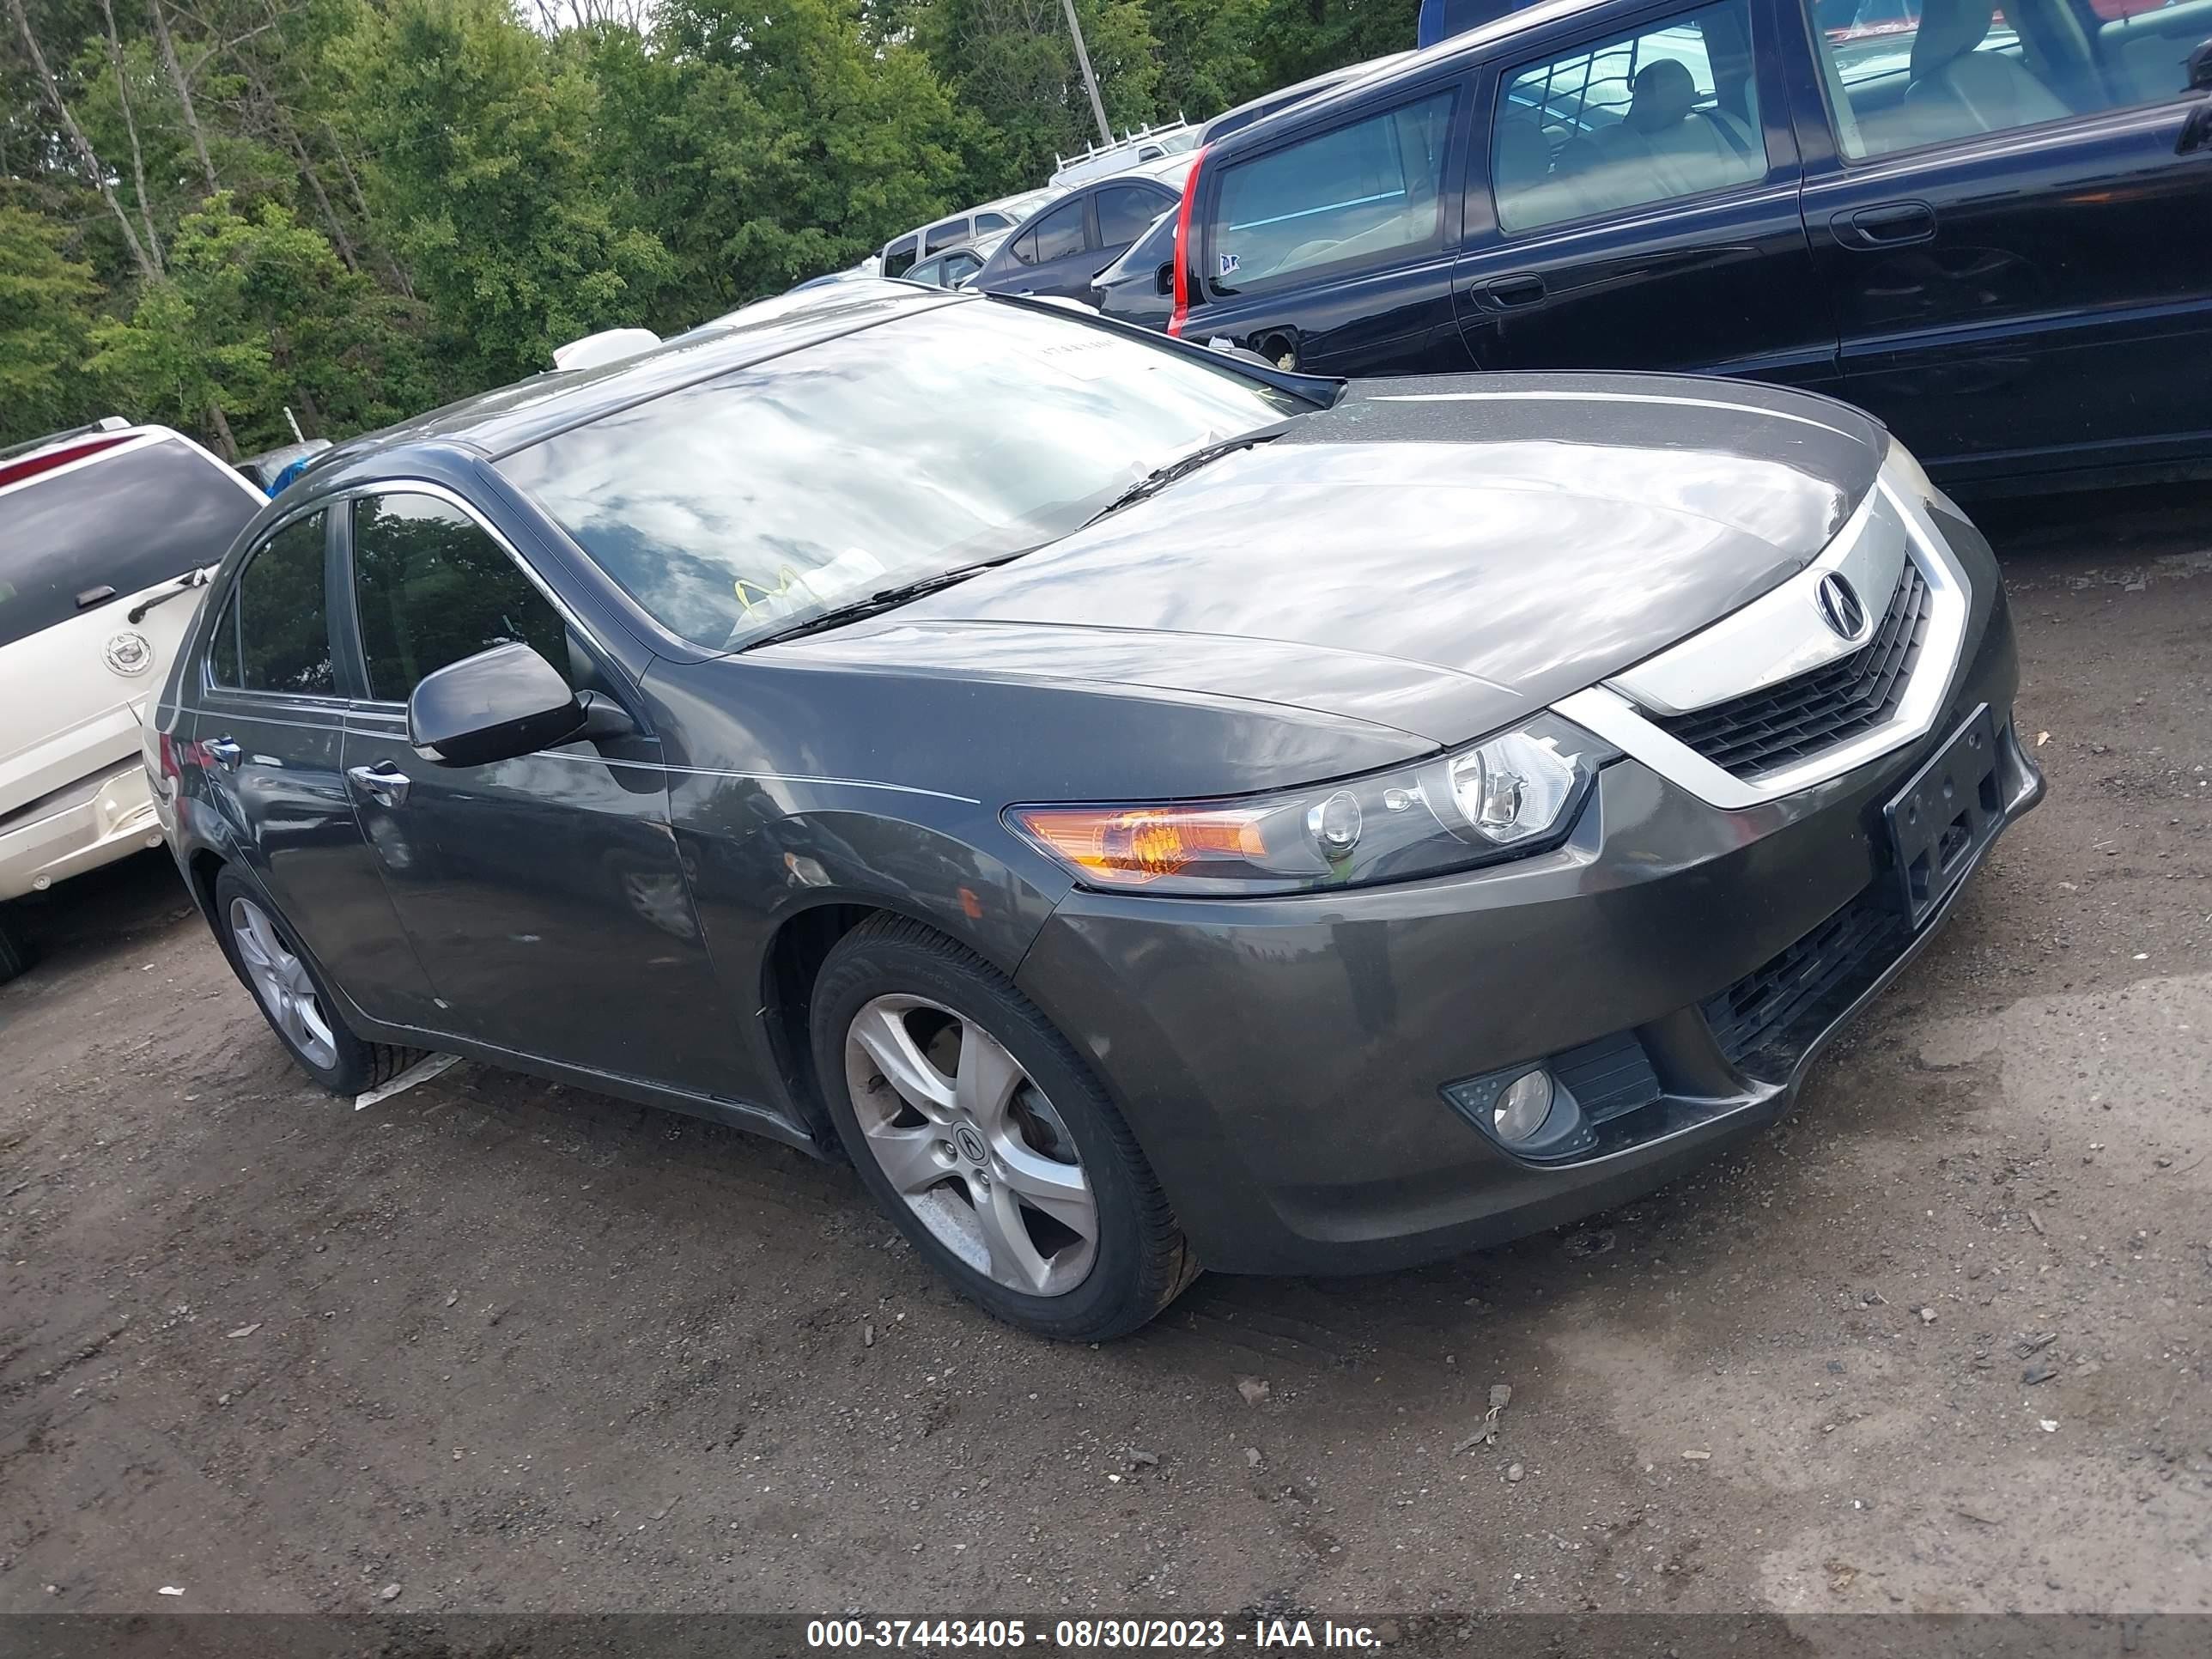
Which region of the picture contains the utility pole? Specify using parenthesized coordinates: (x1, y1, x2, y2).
(1059, 0, 1113, 148)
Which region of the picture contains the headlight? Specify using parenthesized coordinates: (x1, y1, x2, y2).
(1007, 714, 1608, 896)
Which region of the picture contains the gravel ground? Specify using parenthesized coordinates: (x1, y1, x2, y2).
(3, 485, 2209, 1626)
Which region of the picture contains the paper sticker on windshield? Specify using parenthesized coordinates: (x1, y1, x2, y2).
(1218, 252, 1240, 277)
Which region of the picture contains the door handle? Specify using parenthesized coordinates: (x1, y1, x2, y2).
(205, 736, 242, 771)
(1834, 202, 1936, 247)
(1476, 273, 1547, 309)
(348, 762, 410, 808)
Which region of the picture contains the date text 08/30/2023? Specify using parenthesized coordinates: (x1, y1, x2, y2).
(805, 1618, 1388, 1650)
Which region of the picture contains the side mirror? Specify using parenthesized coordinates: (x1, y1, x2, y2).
(1153, 261, 1175, 296)
(409, 641, 584, 768)
(2190, 38, 2212, 91)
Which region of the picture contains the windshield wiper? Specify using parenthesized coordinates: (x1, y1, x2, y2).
(127, 568, 212, 624)
(1082, 421, 1294, 529)
(740, 554, 1027, 651)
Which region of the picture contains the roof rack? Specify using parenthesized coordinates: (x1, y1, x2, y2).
(1050, 118, 1194, 185)
(0, 416, 131, 467)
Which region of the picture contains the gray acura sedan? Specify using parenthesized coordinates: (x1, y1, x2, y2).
(152, 283, 2041, 1340)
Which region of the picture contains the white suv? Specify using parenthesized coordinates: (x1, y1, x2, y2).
(0, 420, 264, 979)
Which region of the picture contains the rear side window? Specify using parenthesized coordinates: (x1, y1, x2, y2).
(923, 220, 966, 255)
(1210, 89, 1457, 291)
(1096, 185, 1167, 246)
(233, 511, 337, 696)
(883, 236, 918, 278)
(974, 211, 1013, 233)
(351, 493, 569, 702)
(1493, 3, 1762, 232)
(0, 437, 258, 651)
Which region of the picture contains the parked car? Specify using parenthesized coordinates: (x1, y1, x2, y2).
(236, 438, 333, 495)
(1090, 208, 1182, 329)
(1, 420, 264, 980)
(966, 156, 1193, 303)
(1198, 53, 1418, 144)
(1162, 0, 2212, 493)
(154, 283, 2039, 1338)
(904, 233, 1007, 290)
(1049, 122, 1200, 188)
(878, 189, 1058, 280)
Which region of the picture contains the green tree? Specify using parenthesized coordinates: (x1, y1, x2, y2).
(0, 203, 102, 445)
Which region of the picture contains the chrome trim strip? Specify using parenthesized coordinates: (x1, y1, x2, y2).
(1554, 459, 1969, 811)
(1605, 484, 1909, 716)
(1367, 388, 1874, 441)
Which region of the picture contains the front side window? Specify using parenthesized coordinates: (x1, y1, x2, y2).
(1210, 89, 1457, 290)
(1025, 198, 1090, 264)
(943, 251, 983, 285)
(1808, 0, 2177, 159)
(883, 236, 918, 278)
(974, 211, 1013, 233)
(498, 304, 1304, 652)
(1493, 3, 1764, 234)
(232, 511, 335, 696)
(351, 493, 569, 702)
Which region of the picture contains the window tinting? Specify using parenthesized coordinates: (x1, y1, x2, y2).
(923, 220, 966, 255)
(234, 511, 336, 695)
(1029, 198, 1090, 263)
(1096, 184, 1168, 246)
(499, 303, 1303, 652)
(207, 591, 240, 686)
(1805, 0, 2165, 161)
(352, 493, 569, 702)
(0, 438, 258, 651)
(1211, 90, 1455, 289)
(1493, 3, 1761, 233)
(974, 211, 1013, 232)
(884, 236, 918, 278)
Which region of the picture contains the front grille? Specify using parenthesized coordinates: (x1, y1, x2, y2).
(1656, 559, 1929, 780)
(1702, 889, 1909, 1076)
(1551, 1030, 1660, 1124)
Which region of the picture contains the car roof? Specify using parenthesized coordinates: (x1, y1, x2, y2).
(1207, 0, 1607, 158)
(303, 283, 963, 475)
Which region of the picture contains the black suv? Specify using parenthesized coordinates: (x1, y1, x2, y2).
(1162, 0, 2212, 492)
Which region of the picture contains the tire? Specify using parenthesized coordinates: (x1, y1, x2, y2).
(210, 863, 423, 1096)
(0, 907, 32, 985)
(810, 915, 1200, 1341)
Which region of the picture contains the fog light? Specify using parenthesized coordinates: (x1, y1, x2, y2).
(1492, 1069, 1554, 1143)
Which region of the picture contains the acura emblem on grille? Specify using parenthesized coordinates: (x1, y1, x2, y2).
(1814, 573, 1868, 641)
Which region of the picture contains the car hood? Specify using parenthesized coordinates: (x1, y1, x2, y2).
(778, 373, 1888, 746)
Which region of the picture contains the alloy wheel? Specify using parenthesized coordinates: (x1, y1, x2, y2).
(228, 895, 339, 1072)
(842, 993, 1097, 1297)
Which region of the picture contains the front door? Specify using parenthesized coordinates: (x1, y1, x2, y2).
(1187, 80, 1476, 375)
(194, 506, 441, 1028)
(996, 195, 1103, 300)
(334, 488, 744, 1097)
(1791, 0, 2212, 483)
(1452, 0, 1838, 392)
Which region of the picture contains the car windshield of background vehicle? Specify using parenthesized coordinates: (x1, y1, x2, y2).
(1210, 89, 1456, 290)
(0, 440, 258, 651)
(498, 306, 1304, 652)
(1807, 0, 2181, 160)
(1493, 3, 1763, 234)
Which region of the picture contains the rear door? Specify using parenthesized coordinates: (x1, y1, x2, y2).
(1185, 79, 1476, 374)
(193, 505, 441, 1024)
(333, 486, 743, 1095)
(1, 434, 262, 849)
(1791, 0, 2212, 483)
(1450, 0, 1838, 391)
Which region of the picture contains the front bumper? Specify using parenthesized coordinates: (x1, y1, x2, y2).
(1014, 557, 2040, 1276)
(0, 759, 165, 902)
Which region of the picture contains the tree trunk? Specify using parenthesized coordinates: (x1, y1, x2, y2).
(325, 126, 415, 299)
(97, 0, 166, 273)
(9, 0, 159, 280)
(237, 58, 360, 275)
(205, 400, 238, 459)
(150, 0, 218, 193)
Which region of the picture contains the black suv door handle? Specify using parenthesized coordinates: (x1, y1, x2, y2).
(1834, 202, 1936, 247)
(1476, 273, 1547, 309)
(347, 762, 410, 808)
(205, 736, 241, 771)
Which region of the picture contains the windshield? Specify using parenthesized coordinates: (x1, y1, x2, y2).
(499, 302, 1304, 651)
(1096, 210, 1178, 286)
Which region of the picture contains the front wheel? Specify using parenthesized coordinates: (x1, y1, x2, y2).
(810, 915, 1199, 1341)
(0, 906, 32, 985)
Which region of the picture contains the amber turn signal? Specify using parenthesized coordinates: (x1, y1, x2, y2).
(1009, 804, 1271, 886)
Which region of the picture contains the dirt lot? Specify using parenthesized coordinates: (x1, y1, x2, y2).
(3, 486, 2209, 1627)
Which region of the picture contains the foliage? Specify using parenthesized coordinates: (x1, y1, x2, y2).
(0, 0, 1426, 453)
